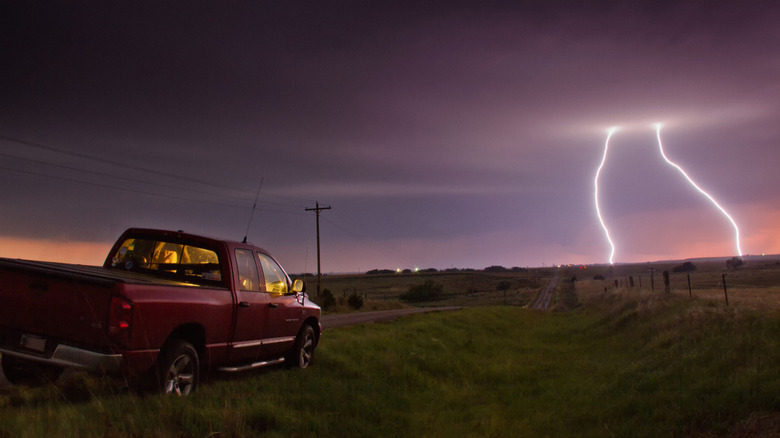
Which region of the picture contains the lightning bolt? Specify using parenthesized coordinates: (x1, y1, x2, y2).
(594, 127, 619, 264)
(654, 123, 743, 257)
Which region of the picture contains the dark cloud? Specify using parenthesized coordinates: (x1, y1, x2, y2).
(1, 1, 779, 270)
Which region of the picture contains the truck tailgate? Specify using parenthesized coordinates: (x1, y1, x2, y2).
(0, 259, 118, 354)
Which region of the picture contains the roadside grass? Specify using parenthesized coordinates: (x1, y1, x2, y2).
(4, 288, 780, 437)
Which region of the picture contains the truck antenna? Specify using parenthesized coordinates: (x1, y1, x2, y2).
(242, 177, 264, 243)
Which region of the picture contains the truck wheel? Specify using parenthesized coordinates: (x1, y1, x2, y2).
(286, 325, 316, 369)
(1, 354, 63, 386)
(156, 340, 199, 396)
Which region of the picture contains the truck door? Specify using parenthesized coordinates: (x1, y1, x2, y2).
(256, 253, 301, 358)
(229, 248, 270, 363)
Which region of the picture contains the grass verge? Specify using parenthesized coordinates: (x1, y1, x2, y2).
(2, 291, 780, 437)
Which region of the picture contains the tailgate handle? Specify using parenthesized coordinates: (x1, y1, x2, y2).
(238, 301, 250, 308)
(269, 303, 279, 308)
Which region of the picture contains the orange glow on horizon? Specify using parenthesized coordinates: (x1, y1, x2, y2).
(0, 236, 110, 266)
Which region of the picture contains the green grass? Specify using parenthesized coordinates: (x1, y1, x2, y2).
(313, 270, 550, 311)
(3, 291, 780, 437)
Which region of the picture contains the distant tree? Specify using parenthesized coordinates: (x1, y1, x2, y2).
(366, 269, 395, 275)
(726, 257, 744, 270)
(510, 267, 527, 272)
(320, 288, 336, 310)
(347, 290, 364, 309)
(400, 280, 443, 302)
(484, 265, 508, 273)
(672, 261, 697, 273)
(422, 268, 438, 273)
(496, 280, 511, 291)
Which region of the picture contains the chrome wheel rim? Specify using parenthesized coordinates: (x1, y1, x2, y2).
(165, 354, 195, 396)
(300, 331, 315, 368)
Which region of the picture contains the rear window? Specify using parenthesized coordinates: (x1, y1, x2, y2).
(110, 238, 224, 286)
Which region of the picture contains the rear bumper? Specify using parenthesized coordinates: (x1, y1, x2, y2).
(0, 344, 122, 373)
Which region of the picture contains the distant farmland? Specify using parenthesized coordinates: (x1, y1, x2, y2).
(307, 255, 780, 312)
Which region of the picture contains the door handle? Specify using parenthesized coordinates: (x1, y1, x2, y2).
(239, 301, 250, 308)
(269, 302, 279, 308)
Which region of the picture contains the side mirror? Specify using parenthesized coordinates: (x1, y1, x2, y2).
(292, 278, 306, 293)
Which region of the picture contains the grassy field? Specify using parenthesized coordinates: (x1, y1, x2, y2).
(573, 256, 780, 311)
(313, 269, 552, 311)
(3, 272, 780, 437)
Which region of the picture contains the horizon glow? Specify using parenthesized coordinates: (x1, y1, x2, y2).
(654, 123, 743, 257)
(594, 127, 619, 264)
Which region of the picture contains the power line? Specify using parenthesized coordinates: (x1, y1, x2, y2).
(0, 134, 315, 211)
(0, 164, 310, 216)
(0, 151, 255, 204)
(0, 164, 246, 208)
(0, 133, 240, 192)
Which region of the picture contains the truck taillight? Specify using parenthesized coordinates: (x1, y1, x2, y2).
(108, 296, 133, 344)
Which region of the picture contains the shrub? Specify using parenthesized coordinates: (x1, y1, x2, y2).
(347, 291, 364, 309)
(319, 288, 336, 310)
(673, 261, 696, 273)
(496, 280, 511, 291)
(726, 257, 743, 270)
(400, 280, 444, 302)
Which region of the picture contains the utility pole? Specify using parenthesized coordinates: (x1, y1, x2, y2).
(305, 202, 331, 297)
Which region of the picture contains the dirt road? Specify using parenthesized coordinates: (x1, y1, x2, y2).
(530, 270, 560, 310)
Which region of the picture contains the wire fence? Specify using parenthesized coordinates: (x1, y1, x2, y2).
(600, 264, 780, 307)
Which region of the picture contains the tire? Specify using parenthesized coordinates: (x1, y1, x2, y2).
(1, 354, 64, 386)
(286, 325, 316, 369)
(155, 340, 199, 396)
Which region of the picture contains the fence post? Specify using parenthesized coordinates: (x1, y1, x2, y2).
(722, 273, 729, 306)
(687, 274, 692, 298)
(663, 271, 670, 293)
(650, 269, 655, 291)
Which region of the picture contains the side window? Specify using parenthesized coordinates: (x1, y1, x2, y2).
(234, 249, 260, 291)
(257, 253, 288, 294)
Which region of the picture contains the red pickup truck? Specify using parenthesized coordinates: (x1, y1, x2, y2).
(0, 228, 321, 395)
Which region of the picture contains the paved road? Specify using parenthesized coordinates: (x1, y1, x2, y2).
(321, 307, 462, 329)
(530, 270, 560, 310)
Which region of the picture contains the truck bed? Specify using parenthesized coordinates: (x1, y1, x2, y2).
(0, 258, 218, 286)
(0, 258, 222, 361)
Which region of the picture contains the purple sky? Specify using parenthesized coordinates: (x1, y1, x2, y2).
(1, 1, 779, 273)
